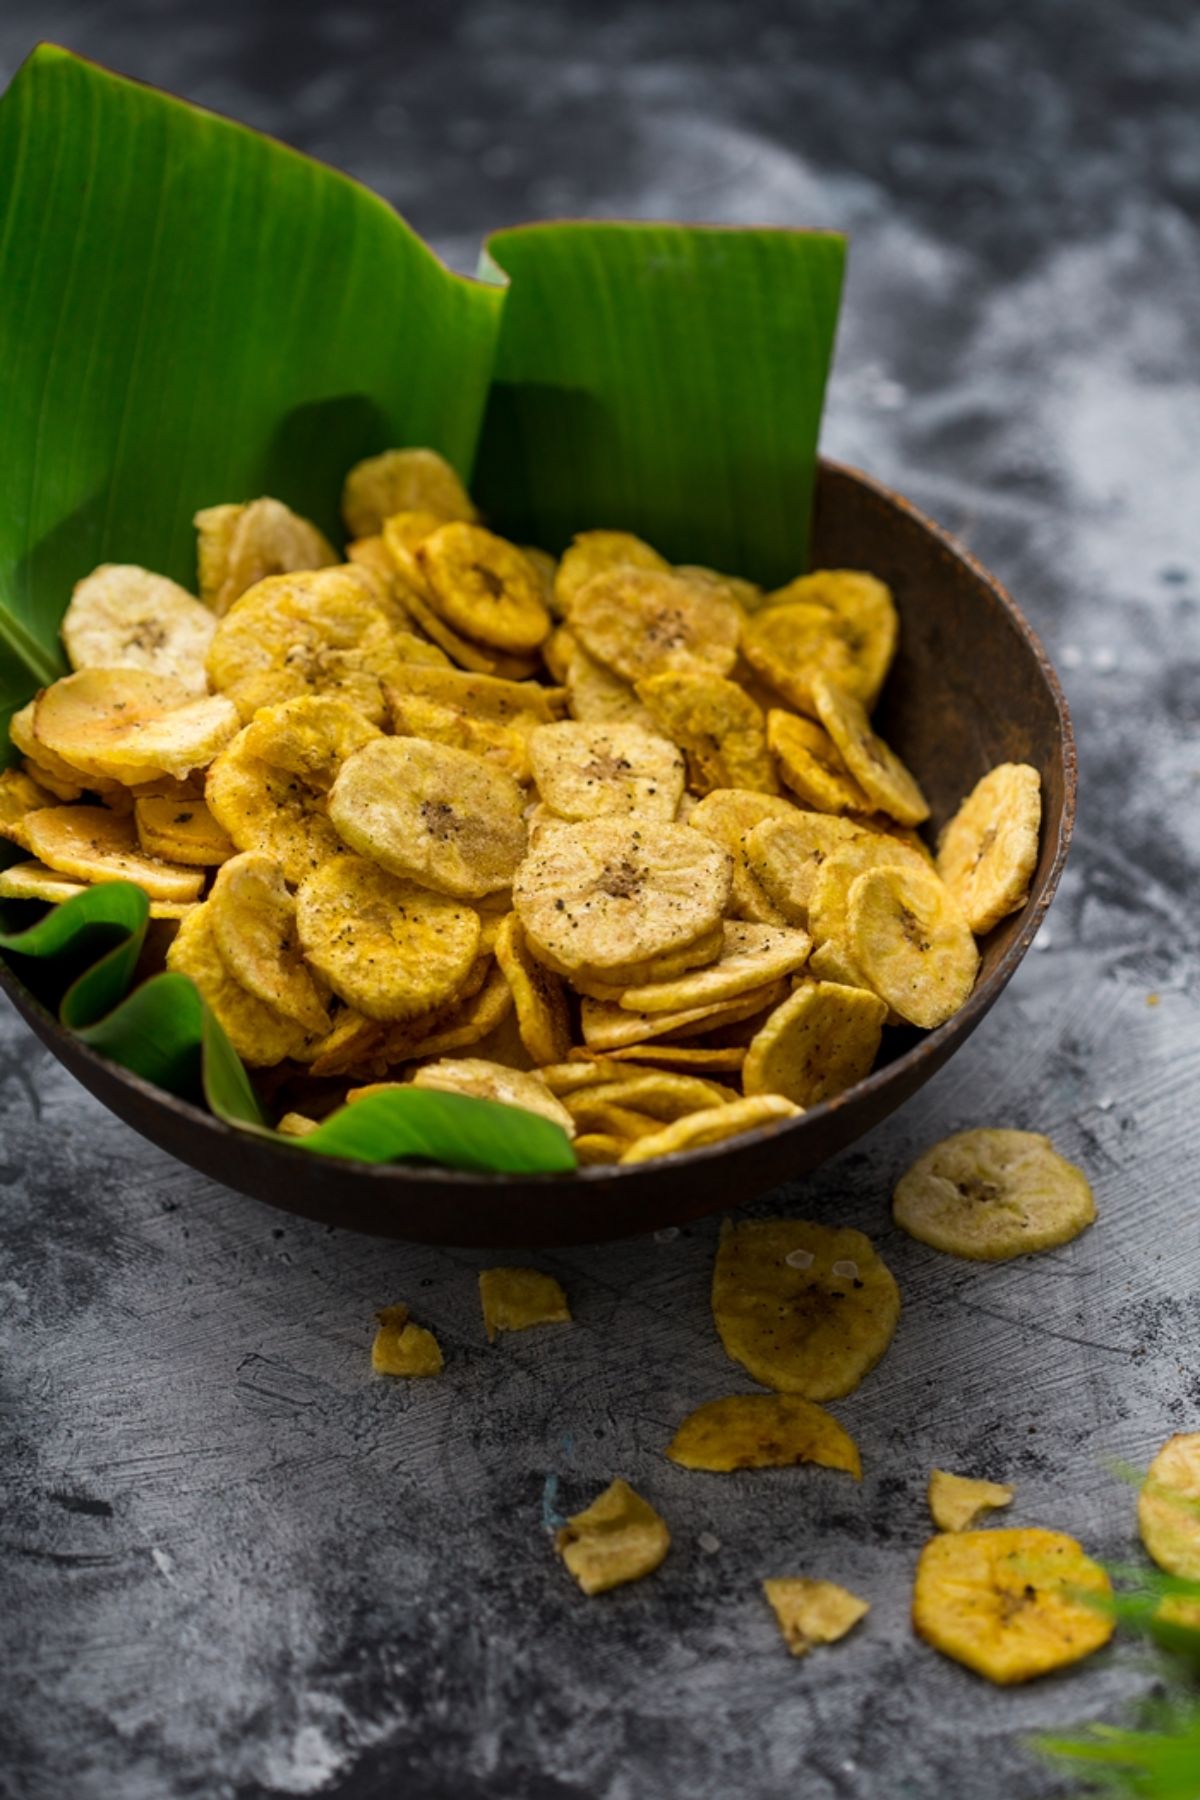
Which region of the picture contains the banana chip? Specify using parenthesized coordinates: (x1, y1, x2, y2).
(34, 669, 239, 784)
(411, 1058, 575, 1135)
(9, 702, 94, 797)
(371, 1303, 444, 1377)
(329, 736, 527, 899)
(388, 661, 561, 733)
(928, 1469, 1015, 1532)
(811, 673, 930, 826)
(494, 913, 572, 1065)
(194, 498, 337, 616)
(763, 1578, 870, 1656)
(528, 721, 684, 823)
(240, 694, 382, 789)
(675, 564, 764, 612)
(134, 797, 233, 866)
(296, 854, 481, 1021)
(542, 623, 577, 683)
(555, 1478, 670, 1595)
(0, 768, 57, 847)
(166, 906, 308, 1064)
(554, 924, 727, 994)
(712, 1218, 900, 1400)
(847, 864, 980, 1028)
(912, 1528, 1114, 1684)
(0, 859, 86, 903)
(554, 529, 670, 616)
(634, 671, 776, 796)
(416, 522, 551, 654)
(565, 645, 657, 731)
(561, 1097, 664, 1141)
(207, 747, 344, 887)
(573, 1133, 627, 1166)
(375, 959, 514, 1066)
(209, 852, 330, 1034)
(1138, 1433, 1200, 1579)
(342, 447, 478, 539)
(514, 817, 730, 979)
(563, 1070, 739, 1120)
(396, 584, 500, 674)
(23, 806, 205, 902)
(743, 980, 887, 1107)
(666, 1393, 861, 1477)
(276, 1111, 321, 1138)
(745, 812, 908, 928)
(687, 789, 799, 925)
(893, 1129, 1096, 1259)
(740, 603, 866, 714)
(602, 1044, 747, 1073)
(619, 1094, 799, 1163)
(617, 921, 812, 1014)
(478, 1266, 572, 1340)
(571, 567, 741, 685)
(765, 570, 899, 709)
(61, 564, 217, 691)
(937, 763, 1042, 934)
(768, 711, 871, 815)
(387, 687, 531, 781)
(580, 981, 786, 1052)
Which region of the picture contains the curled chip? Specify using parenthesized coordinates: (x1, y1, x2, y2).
(167, 906, 308, 1065)
(542, 623, 576, 683)
(0, 860, 86, 903)
(765, 570, 899, 709)
(276, 1112, 320, 1138)
(34, 668, 239, 784)
(580, 981, 786, 1053)
(240, 693, 382, 789)
(0, 768, 57, 847)
(385, 686, 531, 781)
(514, 817, 731, 978)
(666, 1393, 861, 1477)
(61, 564, 217, 691)
(618, 921, 812, 1014)
(375, 961, 514, 1066)
(912, 1529, 1114, 1685)
(744, 811, 904, 927)
(387, 661, 561, 734)
(619, 1094, 799, 1163)
(9, 701, 95, 798)
(893, 1129, 1095, 1260)
(411, 1058, 575, 1136)
(478, 1266, 572, 1341)
(209, 851, 330, 1034)
(528, 721, 684, 823)
(564, 1070, 738, 1120)
(494, 914, 572, 1065)
(342, 447, 478, 540)
(371, 1303, 444, 1377)
(194, 498, 337, 616)
(134, 797, 233, 867)
(740, 602, 867, 714)
(743, 981, 887, 1107)
(296, 854, 481, 1021)
(847, 863, 979, 1028)
(688, 789, 800, 925)
(571, 567, 741, 685)
(928, 1469, 1015, 1532)
(712, 1217, 900, 1400)
(937, 762, 1043, 934)
(573, 1133, 627, 1166)
(635, 672, 777, 795)
(811, 673, 929, 826)
(566, 645, 657, 731)
(767, 711, 871, 815)
(763, 1578, 870, 1657)
(329, 736, 527, 899)
(205, 566, 418, 723)
(553, 529, 670, 616)
(397, 583, 502, 673)
(416, 522, 551, 654)
(562, 924, 727, 994)
(555, 1478, 670, 1595)
(23, 806, 205, 903)
(1138, 1433, 1200, 1580)
(603, 1044, 747, 1073)
(561, 1097, 662, 1142)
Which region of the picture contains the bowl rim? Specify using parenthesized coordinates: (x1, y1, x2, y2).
(0, 457, 1076, 1190)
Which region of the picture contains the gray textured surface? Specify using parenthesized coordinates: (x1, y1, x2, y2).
(2, 4, 1199, 1797)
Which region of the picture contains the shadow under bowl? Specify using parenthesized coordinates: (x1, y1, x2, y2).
(0, 460, 1076, 1246)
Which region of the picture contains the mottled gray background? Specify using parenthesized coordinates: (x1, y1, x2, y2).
(2, 3, 1198, 1797)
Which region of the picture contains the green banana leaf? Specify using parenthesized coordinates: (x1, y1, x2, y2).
(0, 43, 843, 1171)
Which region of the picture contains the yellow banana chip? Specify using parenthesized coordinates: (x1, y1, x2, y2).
(565, 644, 657, 731)
(494, 913, 572, 1065)
(329, 736, 527, 899)
(768, 711, 871, 814)
(572, 1133, 627, 1166)
(928, 1469, 1015, 1532)
(478, 1266, 572, 1341)
(240, 693, 383, 789)
(847, 863, 980, 1027)
(395, 582, 501, 674)
(744, 811, 902, 927)
(1138, 1433, 1200, 1579)
(0, 859, 86, 903)
(386, 686, 532, 781)
(529, 720, 684, 822)
(304, 1007, 387, 1077)
(559, 1096, 663, 1141)
(193, 498, 337, 616)
(811, 673, 930, 826)
(514, 817, 731, 978)
(342, 447, 478, 539)
(619, 1094, 800, 1163)
(61, 564, 217, 691)
(375, 959, 514, 1065)
(539, 1059, 633, 1093)
(765, 570, 899, 709)
(712, 1217, 900, 1400)
(555, 1478, 670, 1595)
(563, 1071, 739, 1120)
(893, 1129, 1096, 1259)
(912, 1528, 1114, 1684)
(740, 602, 867, 713)
(371, 1302, 444, 1377)
(937, 762, 1042, 934)
(276, 1111, 320, 1138)
(206, 747, 344, 887)
(687, 788, 799, 924)
(416, 522, 551, 654)
(602, 1044, 747, 1073)
(208, 851, 331, 1034)
(296, 854, 481, 1021)
(580, 981, 787, 1052)
(0, 768, 57, 847)
(549, 923, 727, 994)
(635, 671, 777, 795)
(666, 1393, 861, 1477)
(742, 980, 887, 1107)
(34, 668, 239, 785)
(571, 567, 741, 685)
(675, 563, 764, 612)
(387, 661, 561, 732)
(10, 701, 95, 797)
(23, 806, 205, 902)
(134, 796, 233, 866)
(763, 1578, 870, 1656)
(166, 906, 308, 1064)
(553, 529, 670, 616)
(411, 1058, 575, 1135)
(617, 921, 811, 1014)
(804, 837, 934, 994)
(542, 623, 577, 682)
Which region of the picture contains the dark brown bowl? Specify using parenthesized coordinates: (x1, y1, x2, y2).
(0, 460, 1075, 1246)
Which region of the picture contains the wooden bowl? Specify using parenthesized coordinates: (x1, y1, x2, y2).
(0, 460, 1075, 1246)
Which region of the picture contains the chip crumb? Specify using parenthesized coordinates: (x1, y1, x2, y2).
(479, 1267, 571, 1342)
(555, 1477, 670, 1594)
(928, 1468, 1015, 1532)
(371, 1303, 444, 1377)
(697, 1531, 722, 1555)
(763, 1577, 869, 1656)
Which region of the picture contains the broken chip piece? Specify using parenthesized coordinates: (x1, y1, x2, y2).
(763, 1577, 870, 1656)
(371, 1303, 445, 1377)
(555, 1478, 670, 1595)
(928, 1469, 1016, 1532)
(666, 1393, 861, 1477)
(478, 1267, 572, 1341)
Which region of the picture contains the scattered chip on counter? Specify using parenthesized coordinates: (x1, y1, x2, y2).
(928, 1469, 1016, 1532)
(478, 1267, 572, 1341)
(371, 1303, 444, 1378)
(763, 1577, 870, 1656)
(555, 1478, 670, 1595)
(893, 1129, 1095, 1259)
(666, 1393, 861, 1477)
